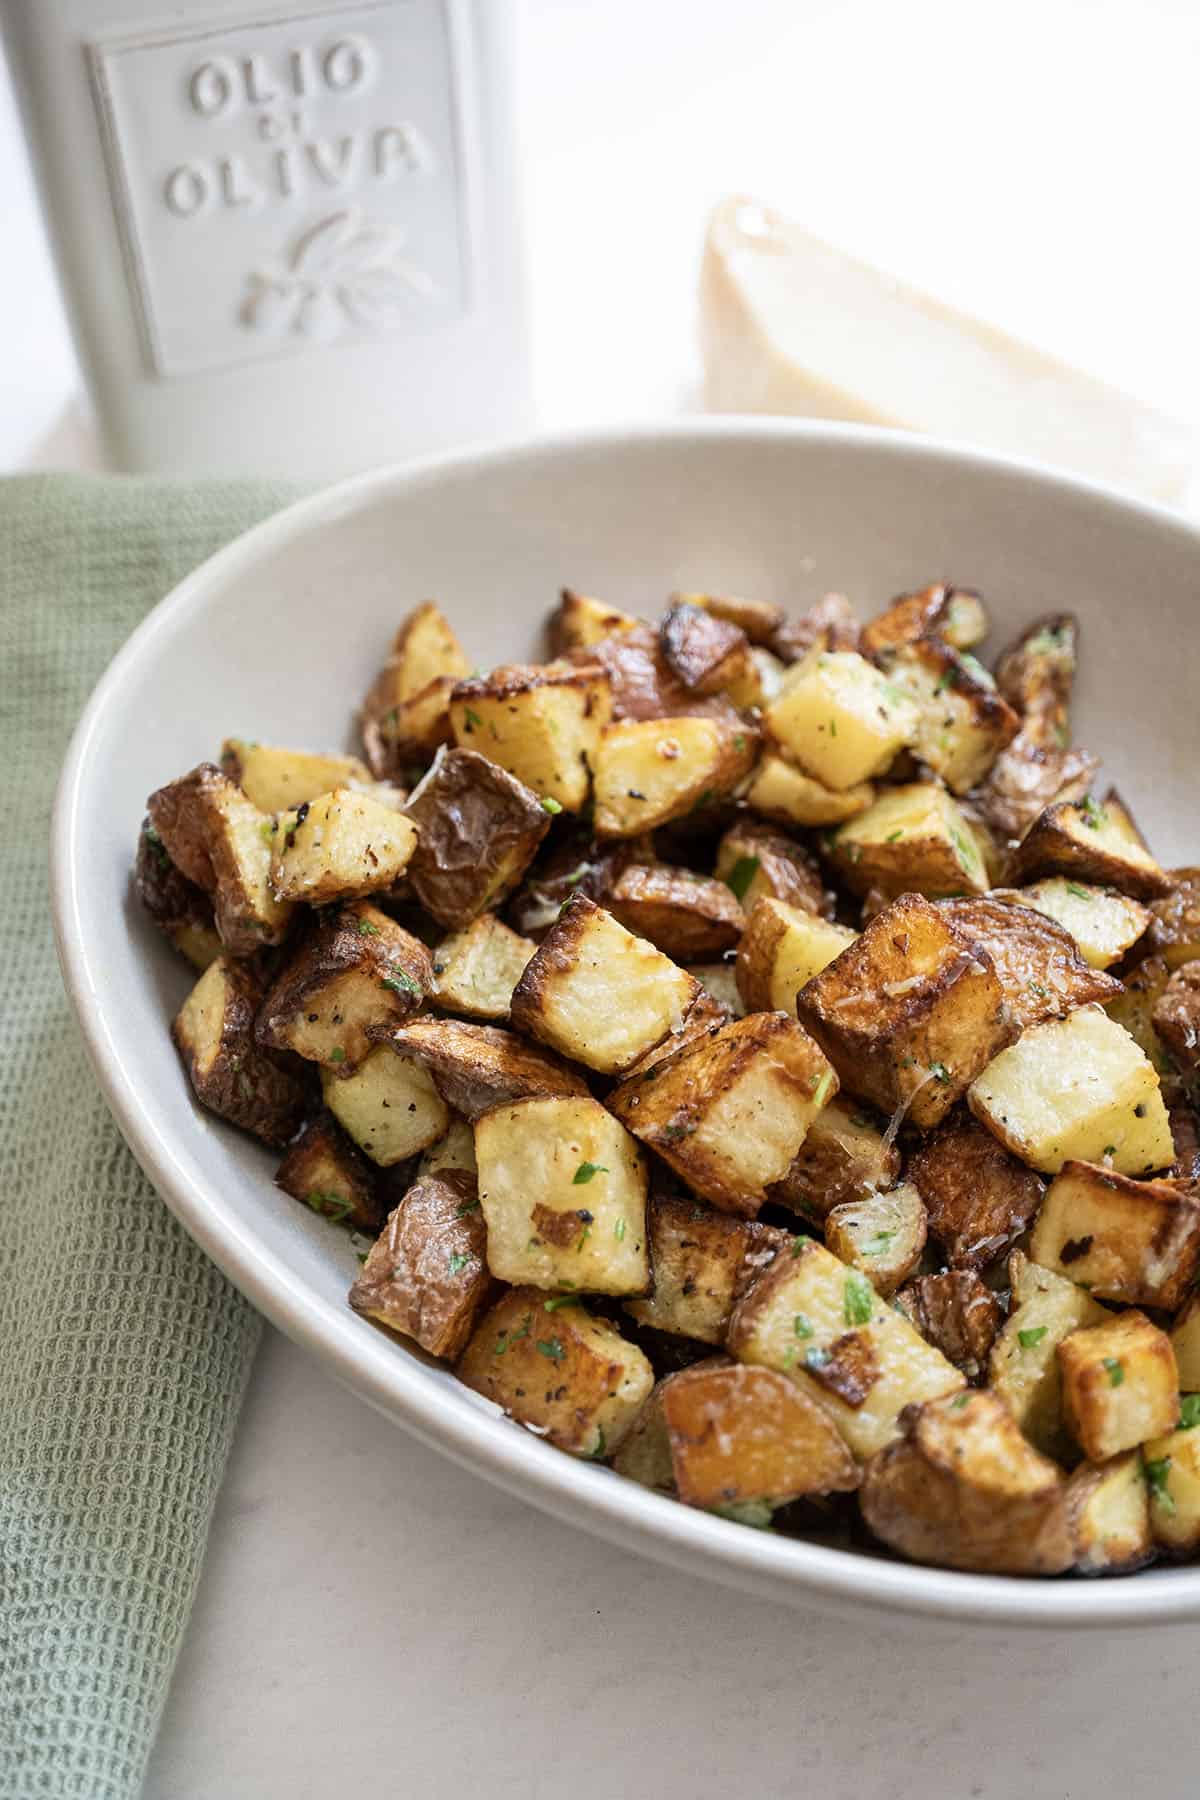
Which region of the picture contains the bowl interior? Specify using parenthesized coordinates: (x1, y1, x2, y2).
(53, 422, 1200, 1626)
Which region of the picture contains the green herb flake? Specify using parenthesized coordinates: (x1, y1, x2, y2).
(734, 734, 747, 752)
(1080, 795, 1107, 830)
(1018, 1325, 1049, 1350)
(885, 829, 904, 843)
(382, 969, 422, 998)
(589, 1425, 608, 1461)
(1065, 883, 1091, 901)
(933, 669, 955, 696)
(258, 819, 276, 844)
(951, 1393, 970, 1410)
(951, 829, 977, 869)
(572, 1161, 608, 1185)
(463, 707, 483, 731)
(305, 1190, 353, 1224)
(1179, 1394, 1200, 1430)
(843, 1270, 874, 1327)
(811, 1068, 834, 1108)
(541, 795, 564, 814)
(790, 1236, 812, 1258)
(725, 855, 761, 903)
(543, 1294, 578, 1312)
(536, 1337, 566, 1362)
(1103, 1356, 1125, 1387)
(447, 1251, 471, 1277)
(863, 1230, 897, 1256)
(929, 1061, 951, 1084)
(455, 1198, 481, 1217)
(614, 1218, 626, 1242)
(1144, 1455, 1175, 1513)
(328, 1047, 346, 1065)
(828, 718, 838, 737)
(793, 1312, 815, 1340)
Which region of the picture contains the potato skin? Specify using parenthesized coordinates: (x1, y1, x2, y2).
(385, 1018, 589, 1120)
(1152, 963, 1200, 1074)
(860, 583, 985, 661)
(148, 760, 293, 953)
(275, 1111, 382, 1230)
(1010, 797, 1173, 899)
(894, 1271, 1001, 1380)
(403, 748, 551, 929)
(938, 897, 1120, 1031)
(349, 1169, 491, 1360)
(173, 956, 309, 1147)
(624, 1193, 790, 1344)
(661, 1361, 858, 1508)
(135, 819, 220, 966)
(971, 738, 1099, 846)
(255, 902, 431, 1070)
(715, 818, 831, 918)
(1142, 868, 1200, 969)
(660, 601, 755, 699)
(908, 1113, 1044, 1271)
(604, 863, 746, 959)
(769, 592, 860, 663)
(994, 612, 1079, 749)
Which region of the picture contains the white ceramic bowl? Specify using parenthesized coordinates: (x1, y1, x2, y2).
(52, 421, 1200, 1628)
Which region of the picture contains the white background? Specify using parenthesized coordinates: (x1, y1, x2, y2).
(5, 2, 1200, 1793)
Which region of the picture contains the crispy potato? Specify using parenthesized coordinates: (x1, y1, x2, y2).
(321, 1046, 449, 1165)
(825, 782, 989, 899)
(271, 787, 418, 905)
(503, 833, 641, 939)
(685, 961, 744, 1018)
(255, 902, 430, 1072)
(578, 623, 698, 722)
(1104, 954, 1175, 1081)
(908, 1114, 1044, 1271)
(894, 1271, 1001, 1380)
(617, 988, 733, 1083)
(1142, 868, 1200, 970)
(610, 1013, 837, 1218)
(886, 638, 1019, 794)
(796, 894, 1012, 1131)
(1009, 794, 1173, 899)
(510, 893, 700, 1076)
(148, 762, 294, 953)
(551, 588, 641, 652)
(727, 1237, 964, 1458)
(736, 897, 857, 1014)
(661, 1361, 859, 1508)
(1028, 1159, 1200, 1309)
(624, 1193, 789, 1344)
(1170, 1295, 1200, 1391)
(449, 662, 611, 811)
(994, 612, 1079, 750)
(403, 747, 551, 930)
(417, 1115, 478, 1181)
(939, 896, 1120, 1031)
(990, 878, 1150, 970)
(349, 1169, 491, 1359)
(1065, 1451, 1154, 1575)
(430, 913, 535, 1020)
(969, 1006, 1175, 1176)
(1152, 963, 1200, 1074)
(360, 601, 472, 775)
(744, 753, 874, 828)
(135, 821, 222, 969)
(860, 583, 988, 660)
(387, 1018, 589, 1120)
(859, 1391, 1072, 1575)
(674, 589, 786, 646)
(769, 592, 861, 663)
(475, 1096, 648, 1294)
(1142, 1419, 1200, 1551)
(592, 713, 757, 838)
(457, 1288, 654, 1457)
(173, 955, 309, 1146)
(275, 1111, 382, 1230)
(1169, 1099, 1200, 1180)
(715, 818, 829, 917)
(610, 1372, 680, 1491)
(660, 601, 759, 704)
(989, 1250, 1108, 1462)
(604, 863, 745, 959)
(824, 1183, 927, 1296)
(219, 739, 370, 813)
(971, 737, 1099, 846)
(1058, 1311, 1178, 1462)
(766, 1097, 899, 1223)
(763, 649, 919, 791)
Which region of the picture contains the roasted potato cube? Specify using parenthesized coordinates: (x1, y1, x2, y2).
(990, 879, 1150, 970)
(1104, 955, 1175, 1083)
(148, 762, 293, 953)
(994, 612, 1079, 750)
(135, 820, 222, 969)
(457, 1288, 654, 1457)
(577, 623, 697, 722)
(551, 588, 641, 652)
(1058, 1311, 1179, 1462)
(908, 1114, 1044, 1271)
(610, 1372, 679, 1491)
(475, 1096, 649, 1295)
(359, 602, 473, 775)
(715, 818, 829, 917)
(219, 739, 371, 813)
(1143, 1417, 1200, 1551)
(894, 1271, 1001, 1380)
(860, 583, 988, 660)
(1142, 868, 1200, 969)
(766, 1097, 899, 1223)
(387, 1018, 589, 1120)
(660, 602, 759, 706)
(1152, 964, 1200, 1075)
(624, 1193, 789, 1344)
(604, 863, 745, 959)
(736, 898, 857, 1014)
(373, 674, 463, 765)
(661, 1362, 858, 1509)
(859, 1391, 1072, 1575)
(275, 1112, 382, 1231)
(763, 649, 919, 791)
(403, 747, 550, 930)
(618, 988, 732, 1083)
(971, 737, 1099, 847)
(1028, 1160, 1200, 1309)
(417, 1114, 478, 1183)
(744, 753, 874, 828)
(769, 591, 861, 663)
(685, 962, 745, 1018)
(349, 1169, 490, 1359)
(939, 896, 1120, 1032)
(172, 956, 308, 1146)
(1065, 1451, 1154, 1575)
(674, 589, 785, 646)
(449, 662, 611, 812)
(885, 638, 1018, 794)
(796, 894, 1011, 1131)
(321, 1046, 449, 1165)
(255, 902, 430, 1072)
(825, 782, 989, 899)
(969, 1005, 1175, 1176)
(989, 1250, 1108, 1462)
(1170, 1296, 1200, 1392)
(610, 1013, 837, 1218)
(1009, 794, 1173, 900)
(429, 913, 534, 1020)
(510, 893, 700, 1076)
(592, 713, 757, 838)
(272, 787, 418, 905)
(727, 1237, 963, 1458)
(824, 1183, 928, 1296)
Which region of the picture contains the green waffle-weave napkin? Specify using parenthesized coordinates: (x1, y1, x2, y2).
(0, 474, 299, 1799)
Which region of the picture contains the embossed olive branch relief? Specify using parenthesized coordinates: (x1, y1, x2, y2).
(241, 207, 439, 338)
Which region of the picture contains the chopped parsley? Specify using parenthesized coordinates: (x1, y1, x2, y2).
(950, 1393, 970, 1410)
(862, 1230, 897, 1256)
(1144, 1455, 1175, 1513)
(843, 1270, 874, 1327)
(305, 1190, 353, 1223)
(733, 734, 747, 752)
(258, 819, 276, 844)
(463, 707, 483, 731)
(536, 1337, 566, 1362)
(928, 1061, 950, 1084)
(885, 829, 904, 843)
(793, 1312, 815, 1339)
(811, 1068, 835, 1108)
(541, 796, 564, 814)
(951, 829, 977, 868)
(828, 718, 838, 737)
(613, 1218, 626, 1242)
(357, 917, 380, 936)
(1180, 1394, 1200, 1430)
(382, 968, 422, 998)
(1018, 1325, 1048, 1350)
(543, 1294, 578, 1312)
(1103, 1357, 1125, 1387)
(725, 855, 761, 903)
(662, 1123, 693, 1141)
(1065, 883, 1091, 901)
(328, 1047, 346, 1065)
(933, 668, 955, 696)
(588, 1426, 608, 1461)
(455, 1198, 480, 1217)
(572, 1161, 608, 1184)
(1080, 796, 1107, 830)
(447, 1251, 471, 1276)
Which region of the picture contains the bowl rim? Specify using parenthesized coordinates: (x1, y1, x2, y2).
(50, 415, 1200, 1629)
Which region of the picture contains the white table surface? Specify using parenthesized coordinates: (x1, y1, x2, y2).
(6, 2, 1200, 1793)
